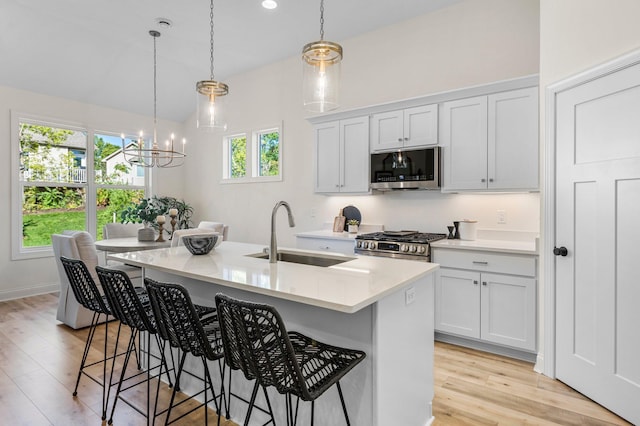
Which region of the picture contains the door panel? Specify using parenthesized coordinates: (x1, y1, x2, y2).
(555, 60, 640, 425)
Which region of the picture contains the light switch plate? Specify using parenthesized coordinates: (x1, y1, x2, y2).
(405, 287, 416, 305)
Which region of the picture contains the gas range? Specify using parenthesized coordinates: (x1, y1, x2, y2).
(354, 230, 447, 261)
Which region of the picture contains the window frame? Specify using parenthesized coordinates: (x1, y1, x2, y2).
(11, 111, 149, 260)
(221, 123, 283, 184)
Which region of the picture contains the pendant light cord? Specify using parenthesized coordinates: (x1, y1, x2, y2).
(153, 32, 158, 138)
(319, 0, 325, 40)
(209, 0, 215, 80)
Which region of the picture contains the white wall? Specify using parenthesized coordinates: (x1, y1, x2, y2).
(180, 0, 541, 247)
(538, 0, 640, 371)
(0, 85, 181, 300)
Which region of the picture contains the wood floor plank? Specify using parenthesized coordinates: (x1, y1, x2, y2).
(0, 294, 632, 426)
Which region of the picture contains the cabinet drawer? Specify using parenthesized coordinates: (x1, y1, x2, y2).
(432, 248, 536, 277)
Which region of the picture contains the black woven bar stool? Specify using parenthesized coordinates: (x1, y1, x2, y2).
(60, 256, 126, 421)
(145, 278, 226, 426)
(95, 266, 175, 426)
(214, 293, 366, 426)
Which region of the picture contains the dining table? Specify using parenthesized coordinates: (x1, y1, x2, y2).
(94, 237, 171, 253)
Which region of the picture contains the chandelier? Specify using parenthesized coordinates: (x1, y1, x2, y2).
(302, 0, 343, 113)
(121, 30, 186, 168)
(196, 0, 228, 130)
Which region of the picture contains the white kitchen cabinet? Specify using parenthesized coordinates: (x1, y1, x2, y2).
(370, 104, 438, 152)
(314, 116, 370, 194)
(433, 248, 537, 352)
(441, 86, 538, 191)
(296, 235, 355, 255)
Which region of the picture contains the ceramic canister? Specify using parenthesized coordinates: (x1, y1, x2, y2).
(458, 220, 478, 240)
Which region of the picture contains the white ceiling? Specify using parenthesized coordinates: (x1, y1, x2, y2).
(0, 0, 461, 122)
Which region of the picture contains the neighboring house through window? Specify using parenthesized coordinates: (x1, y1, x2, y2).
(11, 112, 148, 259)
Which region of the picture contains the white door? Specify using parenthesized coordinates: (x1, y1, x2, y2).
(555, 61, 640, 424)
(370, 110, 403, 152)
(434, 268, 480, 339)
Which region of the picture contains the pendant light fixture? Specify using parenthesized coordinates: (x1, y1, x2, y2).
(121, 30, 186, 168)
(302, 0, 343, 113)
(196, 0, 228, 130)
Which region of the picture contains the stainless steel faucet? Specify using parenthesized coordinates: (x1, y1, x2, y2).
(270, 201, 295, 263)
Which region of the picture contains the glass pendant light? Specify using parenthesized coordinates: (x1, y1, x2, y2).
(196, 0, 228, 130)
(302, 0, 342, 113)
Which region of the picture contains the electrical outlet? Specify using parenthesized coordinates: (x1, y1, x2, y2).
(405, 287, 416, 305)
(497, 209, 507, 224)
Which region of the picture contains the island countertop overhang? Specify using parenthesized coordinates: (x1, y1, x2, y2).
(109, 241, 439, 313)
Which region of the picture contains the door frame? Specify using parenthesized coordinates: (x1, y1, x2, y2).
(543, 48, 640, 378)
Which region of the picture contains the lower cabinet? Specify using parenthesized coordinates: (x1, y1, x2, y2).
(296, 236, 355, 256)
(433, 248, 537, 352)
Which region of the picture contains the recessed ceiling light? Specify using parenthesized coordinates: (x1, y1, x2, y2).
(262, 0, 277, 10)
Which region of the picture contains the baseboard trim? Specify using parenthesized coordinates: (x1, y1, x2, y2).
(435, 332, 537, 363)
(0, 283, 59, 302)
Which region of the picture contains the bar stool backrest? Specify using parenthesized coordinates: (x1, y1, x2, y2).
(214, 293, 310, 400)
(60, 256, 110, 315)
(145, 279, 223, 360)
(95, 266, 154, 333)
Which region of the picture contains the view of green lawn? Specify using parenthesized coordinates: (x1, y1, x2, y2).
(23, 209, 115, 247)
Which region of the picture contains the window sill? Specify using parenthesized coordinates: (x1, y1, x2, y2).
(220, 175, 282, 184)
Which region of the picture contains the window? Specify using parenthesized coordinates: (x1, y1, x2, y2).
(11, 112, 148, 259)
(223, 124, 281, 182)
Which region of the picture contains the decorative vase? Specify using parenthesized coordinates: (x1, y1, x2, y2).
(348, 224, 358, 234)
(137, 226, 155, 242)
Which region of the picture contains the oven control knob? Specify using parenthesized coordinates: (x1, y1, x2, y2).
(409, 245, 417, 253)
(369, 242, 377, 250)
(400, 244, 408, 252)
(356, 241, 362, 248)
(417, 245, 426, 254)
(362, 241, 368, 249)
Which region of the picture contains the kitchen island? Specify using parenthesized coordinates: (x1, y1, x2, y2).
(110, 241, 439, 426)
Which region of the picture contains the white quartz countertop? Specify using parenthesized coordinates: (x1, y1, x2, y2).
(110, 241, 438, 313)
(431, 238, 538, 255)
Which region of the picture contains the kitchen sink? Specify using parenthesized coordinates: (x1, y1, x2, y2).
(247, 250, 354, 267)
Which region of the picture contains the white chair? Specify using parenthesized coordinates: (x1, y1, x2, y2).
(197, 221, 229, 240)
(170, 228, 221, 248)
(103, 222, 142, 239)
(52, 230, 142, 329)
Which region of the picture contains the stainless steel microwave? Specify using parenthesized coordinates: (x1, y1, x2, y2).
(370, 147, 440, 191)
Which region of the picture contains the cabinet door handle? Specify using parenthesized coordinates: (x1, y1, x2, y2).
(472, 261, 488, 265)
(398, 138, 403, 142)
(335, 184, 339, 188)
(482, 281, 487, 286)
(404, 137, 409, 141)
(473, 280, 478, 285)
(489, 178, 494, 182)
(481, 178, 486, 183)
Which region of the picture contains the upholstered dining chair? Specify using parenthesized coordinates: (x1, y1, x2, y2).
(170, 228, 222, 248)
(197, 221, 229, 241)
(103, 222, 142, 239)
(52, 230, 142, 329)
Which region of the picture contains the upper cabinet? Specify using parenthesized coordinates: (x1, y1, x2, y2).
(370, 104, 438, 152)
(441, 86, 539, 191)
(313, 116, 370, 194)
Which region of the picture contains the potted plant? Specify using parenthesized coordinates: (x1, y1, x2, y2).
(347, 219, 360, 234)
(120, 195, 193, 241)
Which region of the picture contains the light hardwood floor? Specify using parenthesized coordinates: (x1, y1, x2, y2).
(0, 293, 630, 426)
